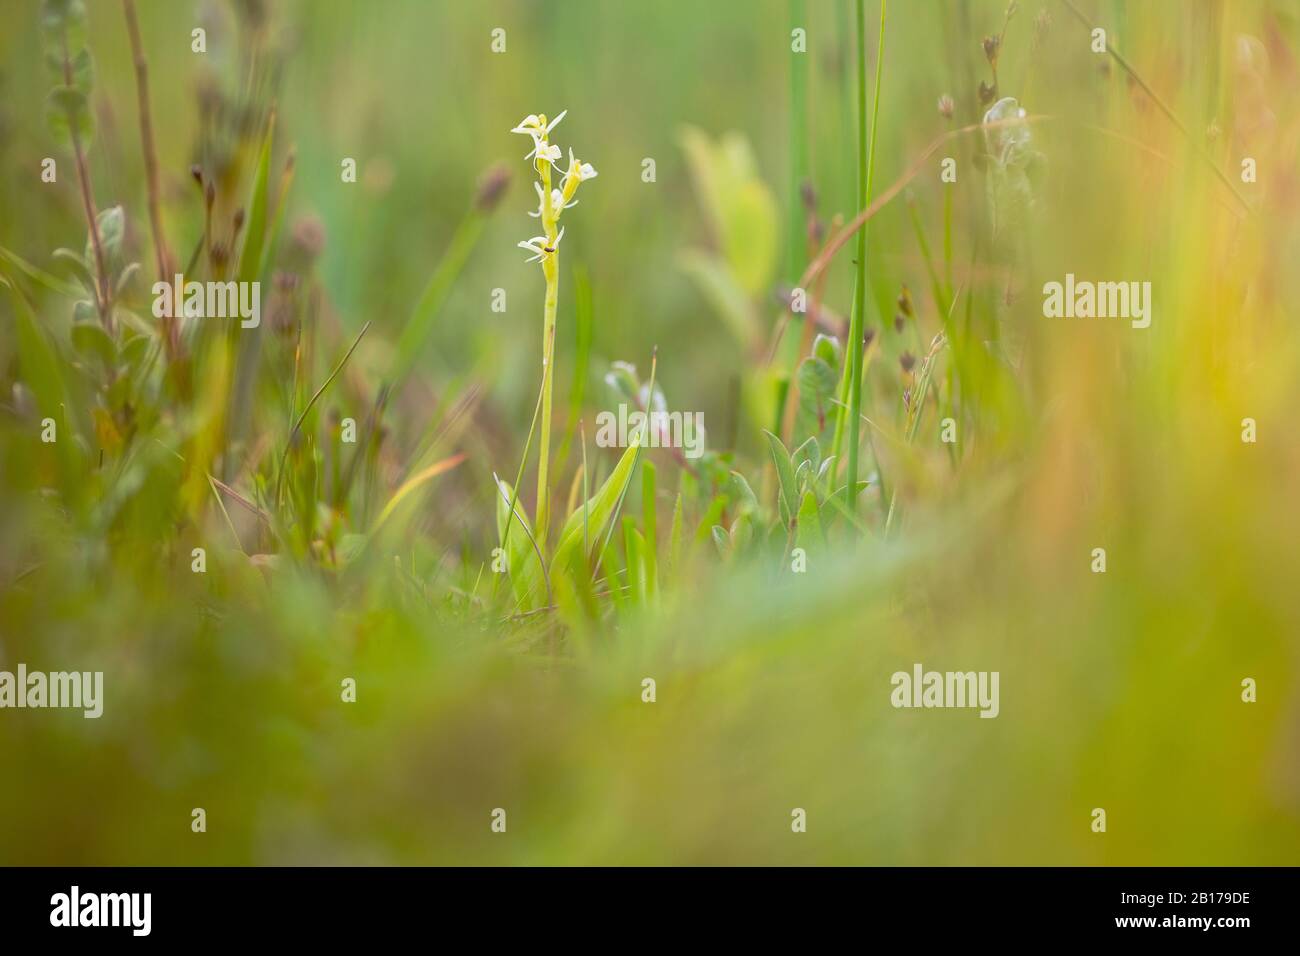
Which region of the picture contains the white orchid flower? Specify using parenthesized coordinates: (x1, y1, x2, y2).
(511, 110, 567, 163)
(532, 141, 562, 166)
(511, 110, 566, 139)
(564, 147, 598, 184)
(527, 183, 576, 218)
(516, 226, 565, 263)
(559, 148, 598, 202)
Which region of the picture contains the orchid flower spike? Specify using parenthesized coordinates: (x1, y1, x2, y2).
(517, 226, 565, 263)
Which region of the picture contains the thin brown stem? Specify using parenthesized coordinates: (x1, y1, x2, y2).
(1058, 0, 1250, 214)
(123, 0, 176, 354)
(62, 34, 112, 333)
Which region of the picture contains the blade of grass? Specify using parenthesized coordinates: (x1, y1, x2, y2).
(373, 453, 467, 532)
(556, 262, 594, 468)
(842, 0, 887, 517)
(275, 320, 371, 506)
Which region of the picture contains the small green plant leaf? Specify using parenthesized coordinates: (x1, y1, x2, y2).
(494, 476, 545, 609)
(727, 470, 759, 515)
(668, 490, 684, 576)
(552, 434, 642, 579)
(52, 247, 94, 291)
(812, 333, 841, 369)
(71, 299, 97, 324)
(711, 524, 731, 559)
(115, 262, 141, 298)
(603, 361, 640, 404)
(118, 331, 150, 375)
(795, 489, 825, 553)
(729, 514, 754, 555)
(763, 429, 798, 527)
(796, 352, 839, 442)
(88, 206, 125, 265)
(71, 320, 115, 368)
(238, 115, 275, 285)
(45, 86, 93, 150)
(45, 47, 93, 92)
(40, 0, 87, 55)
(679, 126, 777, 296)
(623, 518, 647, 607)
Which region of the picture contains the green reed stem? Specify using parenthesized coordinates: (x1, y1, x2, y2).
(843, 0, 886, 515)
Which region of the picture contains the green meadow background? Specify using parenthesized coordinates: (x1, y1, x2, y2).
(1, 0, 1297, 864)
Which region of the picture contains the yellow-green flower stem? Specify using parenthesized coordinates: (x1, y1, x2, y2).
(535, 132, 559, 545)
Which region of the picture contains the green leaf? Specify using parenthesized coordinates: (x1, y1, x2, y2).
(238, 116, 275, 285)
(6, 283, 66, 418)
(695, 493, 729, 542)
(668, 490, 684, 576)
(729, 514, 754, 555)
(45, 47, 93, 92)
(763, 429, 798, 527)
(679, 126, 777, 296)
(0, 245, 80, 298)
(796, 353, 838, 443)
(795, 489, 825, 554)
(623, 518, 647, 607)
(641, 459, 658, 601)
(710, 524, 731, 559)
(115, 262, 141, 298)
(52, 247, 95, 292)
(71, 299, 97, 324)
(494, 477, 545, 609)
(46, 86, 93, 150)
(71, 320, 115, 368)
(336, 534, 369, 567)
(792, 436, 820, 474)
(603, 361, 640, 404)
(119, 331, 150, 375)
(88, 205, 125, 265)
(558, 263, 595, 465)
(727, 470, 759, 514)
(813, 333, 841, 369)
(552, 435, 642, 580)
(41, 0, 87, 55)
(3, 273, 80, 496)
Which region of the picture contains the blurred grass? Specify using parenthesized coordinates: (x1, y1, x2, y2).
(1, 0, 1298, 864)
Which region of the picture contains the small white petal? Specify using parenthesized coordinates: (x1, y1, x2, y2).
(511, 114, 542, 134)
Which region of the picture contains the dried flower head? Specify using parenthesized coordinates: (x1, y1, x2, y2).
(800, 179, 817, 211)
(983, 35, 1001, 68)
(474, 162, 511, 212)
(897, 285, 913, 316)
